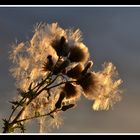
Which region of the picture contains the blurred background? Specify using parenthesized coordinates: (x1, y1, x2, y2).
(0, 7, 140, 133)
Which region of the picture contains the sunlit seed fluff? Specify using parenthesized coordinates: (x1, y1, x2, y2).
(69, 43, 89, 64)
(41, 97, 49, 106)
(92, 88, 122, 111)
(9, 42, 25, 63)
(66, 29, 83, 46)
(92, 82, 122, 111)
(92, 98, 110, 111)
(63, 82, 80, 100)
(66, 63, 84, 79)
(9, 22, 88, 93)
(47, 113, 63, 130)
(30, 102, 37, 109)
(46, 22, 66, 41)
(19, 57, 29, 71)
(91, 62, 123, 111)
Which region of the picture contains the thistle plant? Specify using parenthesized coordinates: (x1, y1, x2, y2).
(2, 22, 123, 133)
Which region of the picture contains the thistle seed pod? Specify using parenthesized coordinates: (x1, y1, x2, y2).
(63, 82, 80, 100)
(61, 104, 75, 111)
(55, 92, 65, 109)
(42, 55, 54, 71)
(81, 61, 93, 76)
(51, 36, 70, 57)
(69, 43, 89, 63)
(53, 59, 70, 75)
(66, 63, 84, 79)
(77, 72, 95, 95)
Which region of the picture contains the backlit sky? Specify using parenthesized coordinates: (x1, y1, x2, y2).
(0, 7, 140, 133)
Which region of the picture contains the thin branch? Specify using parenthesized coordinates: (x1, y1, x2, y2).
(10, 80, 77, 125)
(8, 97, 26, 122)
(47, 80, 77, 90)
(9, 75, 60, 124)
(32, 72, 52, 91)
(13, 108, 58, 124)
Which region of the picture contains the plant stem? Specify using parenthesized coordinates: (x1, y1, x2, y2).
(47, 80, 77, 90)
(13, 108, 58, 124)
(11, 80, 76, 124)
(8, 97, 25, 122)
(3, 72, 77, 133)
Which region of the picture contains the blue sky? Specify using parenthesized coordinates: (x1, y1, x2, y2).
(0, 7, 140, 133)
